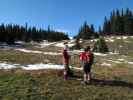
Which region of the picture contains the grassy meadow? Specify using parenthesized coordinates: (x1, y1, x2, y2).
(0, 36, 133, 100)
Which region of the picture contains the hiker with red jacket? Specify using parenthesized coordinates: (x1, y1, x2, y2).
(62, 43, 71, 80)
(80, 46, 94, 84)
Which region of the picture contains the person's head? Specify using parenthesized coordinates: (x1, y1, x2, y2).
(63, 43, 69, 51)
(80, 48, 84, 52)
(85, 46, 90, 52)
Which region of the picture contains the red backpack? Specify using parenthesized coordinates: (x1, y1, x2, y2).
(80, 51, 92, 63)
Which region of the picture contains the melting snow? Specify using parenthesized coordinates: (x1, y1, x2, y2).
(131, 36, 133, 38)
(23, 63, 64, 70)
(107, 60, 122, 64)
(127, 62, 133, 65)
(55, 43, 64, 47)
(37, 40, 57, 48)
(0, 62, 20, 69)
(94, 53, 107, 56)
(39, 42, 55, 48)
(119, 45, 123, 47)
(16, 49, 42, 54)
(109, 52, 119, 55)
(116, 37, 122, 39)
(43, 52, 61, 55)
(122, 36, 128, 39)
(101, 62, 111, 66)
(117, 59, 125, 61)
(105, 39, 114, 42)
(15, 48, 61, 55)
(55, 42, 75, 48)
(0, 62, 82, 70)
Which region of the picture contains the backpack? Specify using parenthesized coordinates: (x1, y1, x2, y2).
(80, 51, 94, 64)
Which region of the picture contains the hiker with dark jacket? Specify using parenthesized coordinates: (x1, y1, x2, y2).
(62, 43, 71, 80)
(80, 46, 94, 84)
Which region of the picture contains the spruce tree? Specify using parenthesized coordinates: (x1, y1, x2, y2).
(76, 21, 98, 39)
(93, 37, 109, 53)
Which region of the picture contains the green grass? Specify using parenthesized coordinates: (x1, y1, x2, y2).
(0, 67, 133, 100)
(0, 36, 133, 100)
(0, 49, 62, 65)
(0, 70, 46, 100)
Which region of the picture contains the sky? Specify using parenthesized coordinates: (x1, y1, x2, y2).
(0, 0, 133, 37)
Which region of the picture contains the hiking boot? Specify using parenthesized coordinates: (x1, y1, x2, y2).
(81, 81, 88, 85)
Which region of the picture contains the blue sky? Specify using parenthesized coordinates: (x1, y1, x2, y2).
(0, 0, 133, 36)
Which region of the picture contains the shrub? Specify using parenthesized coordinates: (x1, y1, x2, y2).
(93, 37, 109, 53)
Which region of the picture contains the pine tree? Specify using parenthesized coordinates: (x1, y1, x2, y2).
(101, 8, 133, 35)
(0, 23, 69, 43)
(76, 21, 98, 39)
(103, 17, 111, 35)
(93, 37, 109, 53)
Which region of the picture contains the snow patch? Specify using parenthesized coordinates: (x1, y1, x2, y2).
(131, 36, 133, 38)
(117, 59, 125, 61)
(109, 52, 119, 55)
(122, 36, 128, 39)
(43, 52, 61, 55)
(108, 60, 122, 64)
(105, 39, 114, 42)
(101, 62, 111, 66)
(23, 63, 64, 70)
(0, 62, 82, 70)
(16, 48, 61, 55)
(119, 45, 123, 48)
(55, 42, 64, 47)
(0, 62, 20, 69)
(15, 41, 25, 44)
(55, 42, 75, 48)
(38, 41, 56, 48)
(16, 49, 42, 54)
(127, 62, 133, 65)
(94, 53, 107, 56)
(116, 37, 122, 39)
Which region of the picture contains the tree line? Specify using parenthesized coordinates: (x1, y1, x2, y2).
(102, 8, 133, 35)
(75, 8, 133, 40)
(0, 23, 69, 44)
(1, 8, 133, 44)
(75, 21, 99, 39)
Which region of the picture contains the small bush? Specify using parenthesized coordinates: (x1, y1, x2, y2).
(71, 38, 82, 50)
(93, 37, 109, 53)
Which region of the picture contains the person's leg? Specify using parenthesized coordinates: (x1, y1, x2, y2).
(84, 73, 87, 82)
(64, 64, 68, 80)
(64, 70, 68, 80)
(83, 62, 88, 82)
(87, 72, 91, 81)
(87, 64, 92, 81)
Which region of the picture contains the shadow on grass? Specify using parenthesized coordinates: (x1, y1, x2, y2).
(69, 75, 133, 89)
(90, 78, 133, 88)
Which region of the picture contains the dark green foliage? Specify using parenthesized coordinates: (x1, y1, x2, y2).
(93, 37, 109, 53)
(102, 8, 133, 35)
(0, 24, 69, 44)
(71, 38, 82, 50)
(76, 21, 99, 40)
